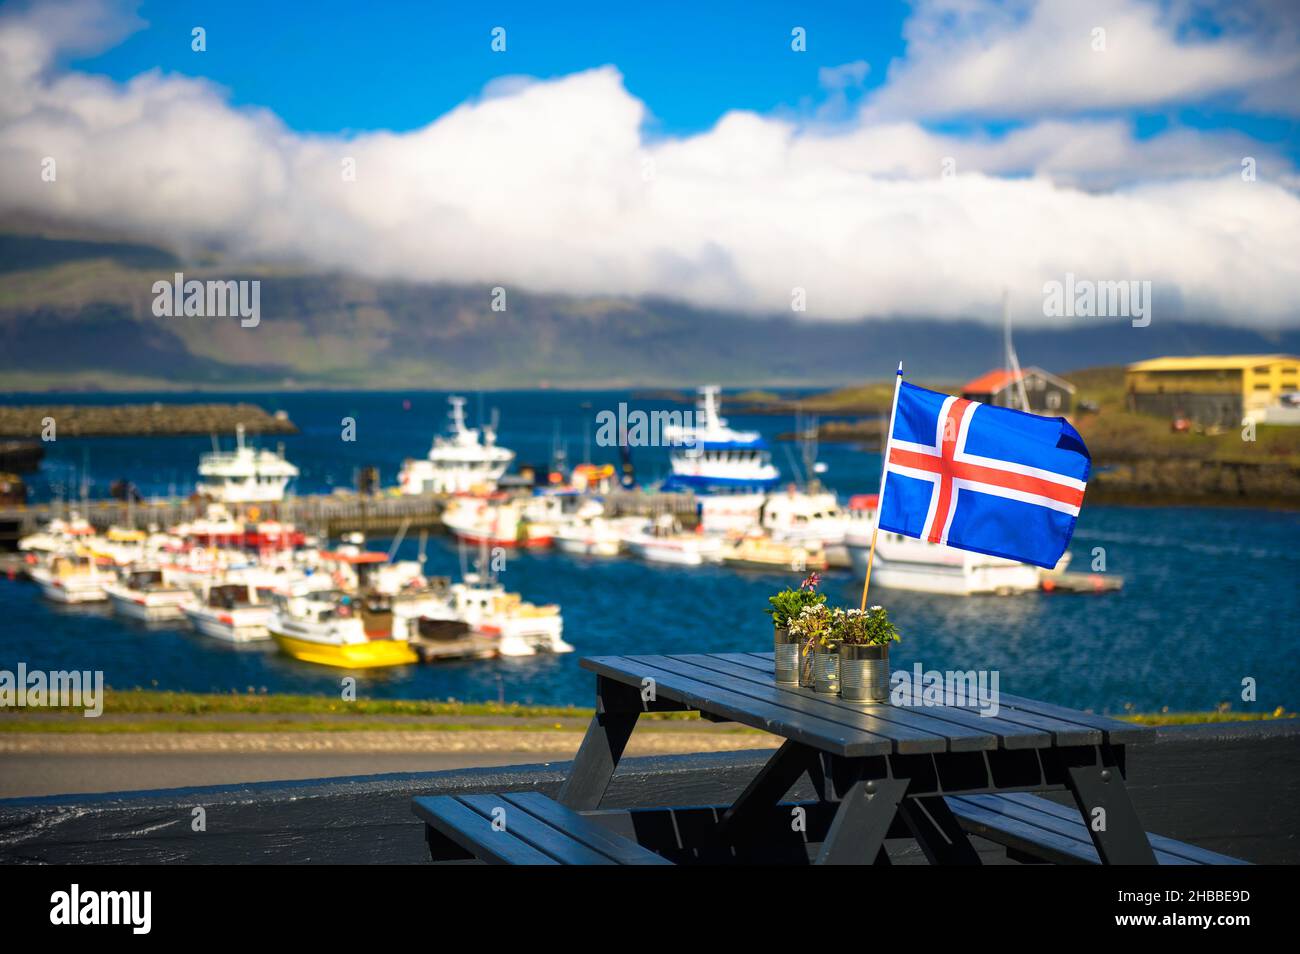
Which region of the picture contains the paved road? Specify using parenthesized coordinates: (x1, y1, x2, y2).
(0, 750, 557, 798)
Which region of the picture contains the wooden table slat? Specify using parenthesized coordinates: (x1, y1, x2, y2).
(656, 654, 963, 752)
(677, 653, 1009, 752)
(730, 652, 1145, 745)
(413, 796, 559, 865)
(692, 653, 1077, 748)
(500, 792, 673, 865)
(581, 655, 891, 757)
(457, 794, 617, 865)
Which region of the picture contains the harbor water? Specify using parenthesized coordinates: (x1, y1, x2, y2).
(2, 389, 1297, 714)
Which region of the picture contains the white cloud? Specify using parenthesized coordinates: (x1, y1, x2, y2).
(0, 0, 1297, 328)
(870, 0, 1300, 119)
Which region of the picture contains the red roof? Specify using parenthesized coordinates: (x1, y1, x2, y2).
(847, 494, 879, 511)
(962, 368, 1024, 394)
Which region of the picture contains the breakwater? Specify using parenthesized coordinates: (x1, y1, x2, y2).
(0, 403, 297, 438)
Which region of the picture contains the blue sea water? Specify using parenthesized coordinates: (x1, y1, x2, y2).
(2, 389, 1297, 714)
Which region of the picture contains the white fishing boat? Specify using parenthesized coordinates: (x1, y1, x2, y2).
(441, 494, 553, 549)
(661, 386, 781, 493)
(719, 532, 827, 573)
(400, 396, 514, 495)
(30, 553, 110, 604)
(698, 489, 850, 565)
(104, 567, 193, 621)
(843, 495, 1068, 595)
(18, 513, 96, 554)
(421, 573, 571, 656)
(623, 514, 724, 566)
(553, 514, 625, 557)
(182, 579, 274, 642)
(197, 424, 298, 504)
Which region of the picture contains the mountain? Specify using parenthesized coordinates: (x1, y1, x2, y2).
(2, 228, 1298, 390)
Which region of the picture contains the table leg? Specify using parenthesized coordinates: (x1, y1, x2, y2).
(1065, 747, 1157, 865)
(815, 775, 908, 865)
(557, 676, 649, 810)
(716, 739, 820, 843)
(898, 796, 983, 865)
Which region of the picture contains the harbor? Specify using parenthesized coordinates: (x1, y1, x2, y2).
(2, 385, 1293, 715)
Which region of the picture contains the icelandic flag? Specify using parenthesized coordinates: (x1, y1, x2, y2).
(878, 381, 1091, 569)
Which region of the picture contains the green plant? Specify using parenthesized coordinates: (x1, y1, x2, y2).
(787, 603, 834, 649)
(765, 572, 826, 628)
(833, 605, 901, 647)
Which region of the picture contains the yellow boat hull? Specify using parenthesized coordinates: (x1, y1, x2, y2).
(271, 632, 418, 669)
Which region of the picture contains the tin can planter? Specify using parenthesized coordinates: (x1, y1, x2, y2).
(840, 643, 890, 703)
(798, 640, 817, 688)
(813, 644, 840, 694)
(773, 627, 799, 685)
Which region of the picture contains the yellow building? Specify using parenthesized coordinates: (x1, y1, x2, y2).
(1125, 354, 1300, 425)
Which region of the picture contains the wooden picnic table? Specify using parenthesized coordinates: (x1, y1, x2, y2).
(557, 652, 1159, 865)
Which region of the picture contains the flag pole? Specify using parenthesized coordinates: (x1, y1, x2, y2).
(860, 361, 904, 611)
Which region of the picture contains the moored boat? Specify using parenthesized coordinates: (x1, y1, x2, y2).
(661, 386, 781, 493)
(719, 532, 827, 573)
(182, 579, 274, 642)
(623, 515, 723, 566)
(269, 590, 428, 668)
(197, 424, 298, 503)
(400, 396, 514, 495)
(30, 553, 110, 604)
(419, 573, 571, 656)
(843, 495, 1068, 595)
(104, 567, 193, 621)
(441, 494, 553, 549)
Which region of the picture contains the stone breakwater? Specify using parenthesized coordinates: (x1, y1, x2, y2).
(0, 402, 297, 438)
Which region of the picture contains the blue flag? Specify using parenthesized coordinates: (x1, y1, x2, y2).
(878, 381, 1091, 569)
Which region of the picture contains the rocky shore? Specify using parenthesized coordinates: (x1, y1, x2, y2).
(0, 402, 297, 438)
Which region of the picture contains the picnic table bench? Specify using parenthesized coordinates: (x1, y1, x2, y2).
(414, 652, 1248, 865)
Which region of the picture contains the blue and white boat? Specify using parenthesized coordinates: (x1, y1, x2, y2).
(661, 386, 781, 493)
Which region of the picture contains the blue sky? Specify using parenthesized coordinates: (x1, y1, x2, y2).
(71, 1, 907, 135)
(68, 0, 1296, 158)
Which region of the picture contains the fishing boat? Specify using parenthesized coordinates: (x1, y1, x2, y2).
(182, 579, 274, 642)
(661, 386, 781, 493)
(421, 573, 571, 656)
(104, 567, 193, 621)
(30, 553, 110, 604)
(197, 424, 298, 504)
(553, 514, 625, 557)
(268, 590, 429, 668)
(441, 494, 553, 548)
(719, 532, 827, 573)
(399, 396, 514, 495)
(699, 488, 850, 566)
(18, 513, 96, 554)
(843, 495, 1068, 595)
(623, 514, 724, 566)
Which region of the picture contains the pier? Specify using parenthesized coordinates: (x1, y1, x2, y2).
(0, 488, 699, 548)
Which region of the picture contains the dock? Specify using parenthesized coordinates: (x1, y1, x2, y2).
(0, 488, 699, 548)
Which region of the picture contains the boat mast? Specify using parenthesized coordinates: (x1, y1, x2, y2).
(1002, 289, 1030, 412)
